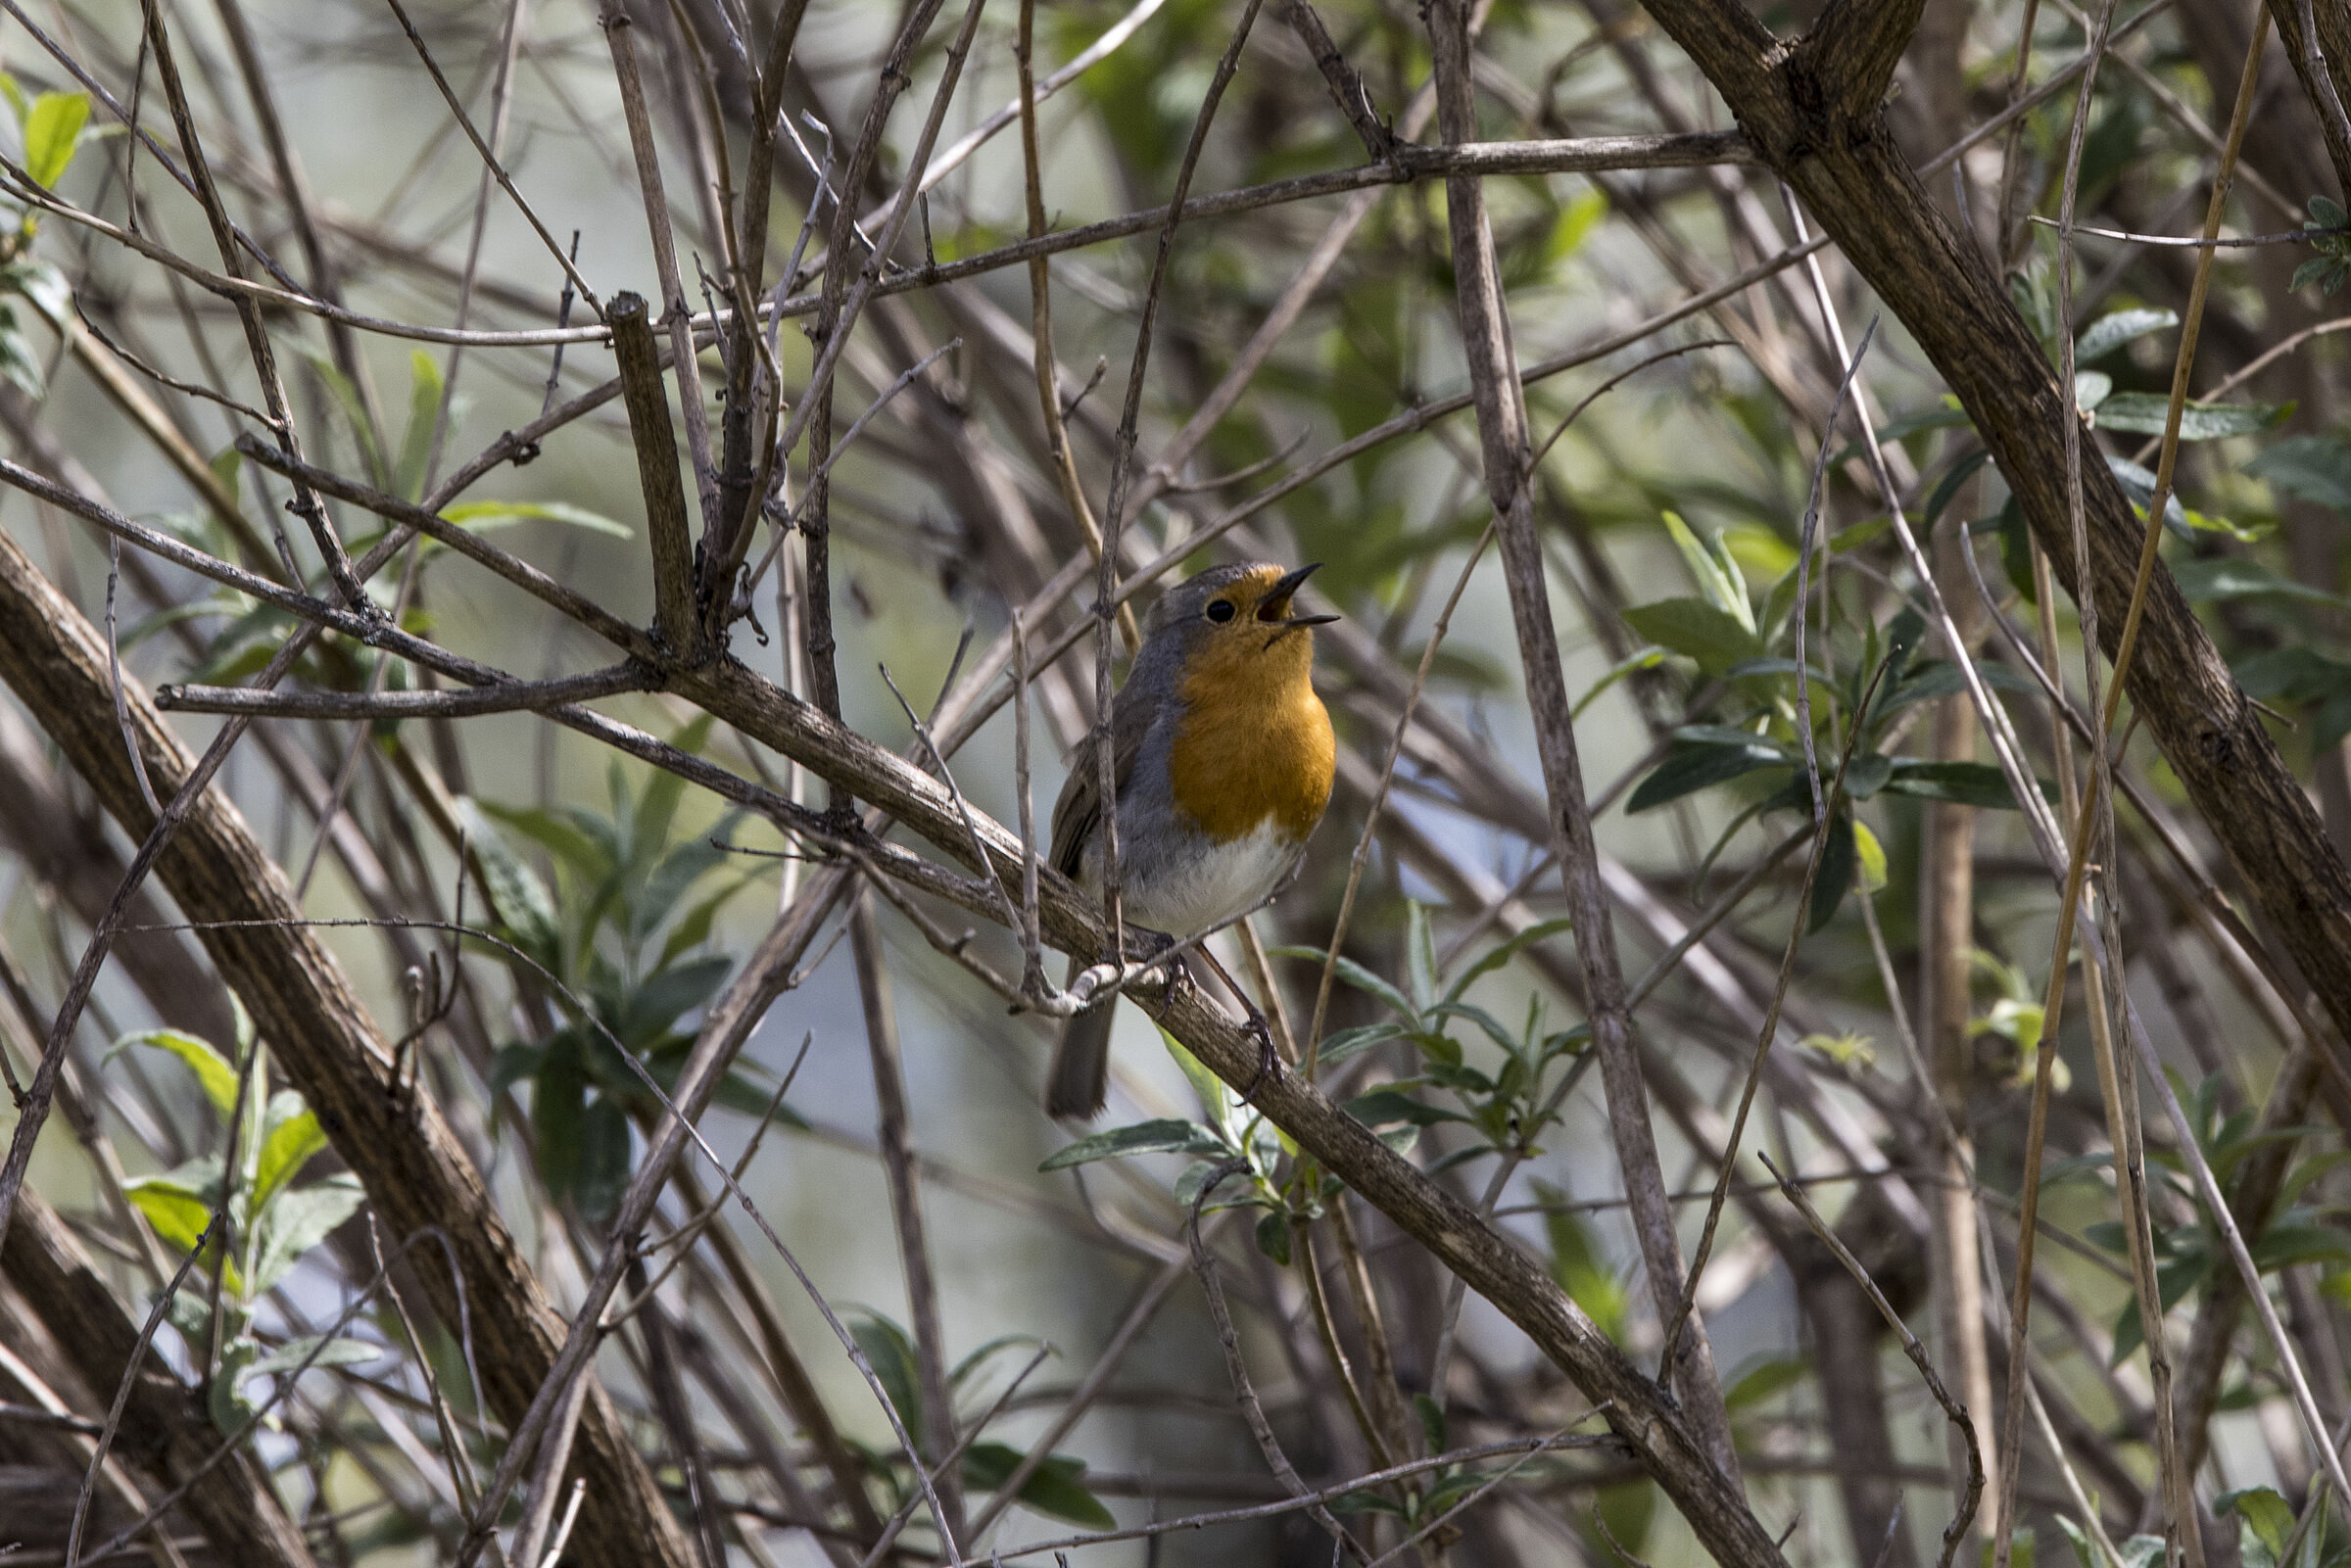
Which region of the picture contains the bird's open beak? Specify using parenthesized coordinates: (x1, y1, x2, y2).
(1260, 562, 1340, 628)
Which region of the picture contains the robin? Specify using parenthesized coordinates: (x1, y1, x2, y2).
(1045, 561, 1338, 1118)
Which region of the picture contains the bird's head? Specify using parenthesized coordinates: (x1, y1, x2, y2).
(1142, 562, 1338, 680)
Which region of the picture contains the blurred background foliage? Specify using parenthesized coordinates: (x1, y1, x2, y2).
(0, 0, 2348, 1564)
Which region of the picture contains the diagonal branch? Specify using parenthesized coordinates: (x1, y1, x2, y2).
(1420, 0, 1741, 1481)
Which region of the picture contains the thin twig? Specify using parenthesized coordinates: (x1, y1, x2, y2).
(1760, 1154, 1981, 1568)
(1187, 1161, 1372, 1565)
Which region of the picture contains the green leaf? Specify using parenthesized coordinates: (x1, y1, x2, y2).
(2076, 308, 2177, 364)
(393, 351, 443, 502)
(1853, 820, 1888, 893)
(1038, 1118, 1226, 1170)
(2052, 1515, 2096, 1568)
(440, 499, 634, 538)
(1881, 760, 2041, 810)
(1265, 946, 1419, 1025)
(1537, 1181, 1629, 1341)
(23, 91, 90, 188)
(1316, 1022, 1407, 1066)
(109, 1027, 241, 1118)
(124, 1171, 225, 1276)
(2249, 435, 2351, 512)
(1620, 596, 1762, 672)
(1445, 917, 1575, 1004)
(1873, 400, 1972, 443)
(1161, 1030, 1234, 1131)
(1405, 901, 1437, 1014)
(454, 797, 561, 968)
(246, 1335, 382, 1378)
(850, 1312, 924, 1435)
(618, 954, 733, 1046)
(2218, 1487, 2294, 1568)
(1925, 448, 1994, 528)
(1661, 511, 1752, 632)
(1570, 646, 1668, 720)
(1255, 1209, 1292, 1264)
(656, 875, 753, 972)
(2093, 391, 2284, 440)
(1806, 812, 1855, 932)
(960, 1441, 1116, 1530)
(252, 1107, 326, 1215)
(0, 75, 27, 127)
(478, 801, 615, 883)
(573, 1097, 632, 1226)
(2171, 556, 2345, 605)
(1625, 737, 1785, 813)
(533, 1035, 588, 1202)
(2249, 1218, 2351, 1272)
(1877, 659, 2041, 718)
(1723, 1355, 1807, 1411)
(2105, 455, 2193, 539)
(2073, 370, 2112, 411)
(1342, 1089, 1469, 1127)
(289, 346, 386, 487)
(249, 1174, 364, 1296)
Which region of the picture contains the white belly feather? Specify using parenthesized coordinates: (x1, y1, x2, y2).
(1124, 819, 1298, 939)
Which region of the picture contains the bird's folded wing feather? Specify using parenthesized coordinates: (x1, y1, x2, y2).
(1048, 689, 1156, 880)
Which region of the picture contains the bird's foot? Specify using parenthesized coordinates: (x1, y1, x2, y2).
(1136, 927, 1191, 995)
(1234, 1003, 1283, 1105)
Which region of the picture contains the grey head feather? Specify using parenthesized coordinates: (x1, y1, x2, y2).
(1127, 562, 1281, 689)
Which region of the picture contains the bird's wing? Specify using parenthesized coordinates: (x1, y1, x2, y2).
(1048, 688, 1154, 880)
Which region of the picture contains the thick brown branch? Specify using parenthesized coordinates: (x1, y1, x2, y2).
(609, 290, 703, 658)
(0, 517, 695, 1568)
(1, 1187, 317, 1568)
(1640, 0, 2351, 1129)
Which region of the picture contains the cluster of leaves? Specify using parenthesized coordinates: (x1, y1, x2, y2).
(150, 353, 626, 692)
(2049, 1072, 2350, 1364)
(110, 1008, 375, 1432)
(1617, 511, 2044, 932)
(848, 1314, 1113, 1530)
(2292, 195, 2351, 299)
(0, 79, 93, 397)
(473, 724, 768, 1224)
(1043, 908, 1591, 1268)
(1038, 1025, 1297, 1259)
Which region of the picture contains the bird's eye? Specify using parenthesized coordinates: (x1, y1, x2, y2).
(1205, 599, 1236, 623)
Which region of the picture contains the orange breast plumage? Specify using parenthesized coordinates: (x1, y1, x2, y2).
(1167, 644, 1334, 846)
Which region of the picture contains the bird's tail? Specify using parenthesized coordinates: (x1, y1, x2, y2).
(1046, 955, 1115, 1119)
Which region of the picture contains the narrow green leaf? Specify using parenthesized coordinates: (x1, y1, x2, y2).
(2249, 435, 2351, 512)
(246, 1335, 382, 1378)
(1445, 917, 1575, 1004)
(1620, 596, 1761, 671)
(850, 1312, 924, 1435)
(252, 1107, 326, 1214)
(392, 351, 443, 502)
(1038, 1118, 1225, 1170)
(109, 1028, 240, 1118)
(960, 1441, 1116, 1530)
(441, 499, 634, 537)
(23, 91, 89, 187)
(1624, 739, 1785, 814)
(249, 1174, 364, 1295)
(2076, 307, 2177, 363)
(2171, 556, 2345, 605)
(2093, 391, 2283, 439)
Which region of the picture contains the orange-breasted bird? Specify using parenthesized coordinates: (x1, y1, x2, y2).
(1045, 562, 1338, 1119)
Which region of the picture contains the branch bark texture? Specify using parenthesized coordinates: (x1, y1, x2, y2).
(1422, 0, 1741, 1480)
(1639, 0, 2351, 1090)
(0, 522, 694, 1568)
